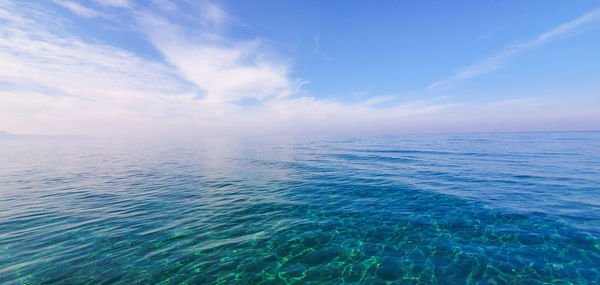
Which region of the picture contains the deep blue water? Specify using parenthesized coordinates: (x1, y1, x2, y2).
(1, 132, 600, 284)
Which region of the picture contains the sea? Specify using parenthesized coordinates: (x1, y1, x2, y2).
(1, 132, 599, 284)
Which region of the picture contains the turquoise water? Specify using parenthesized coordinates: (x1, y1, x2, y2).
(1, 132, 600, 284)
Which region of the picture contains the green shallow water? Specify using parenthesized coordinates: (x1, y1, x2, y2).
(1, 132, 600, 284)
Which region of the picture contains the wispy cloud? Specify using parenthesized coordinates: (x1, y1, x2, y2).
(0, 1, 452, 137)
(198, 1, 227, 27)
(50, 0, 100, 18)
(313, 34, 332, 61)
(152, 0, 177, 12)
(0, 2, 193, 136)
(95, 0, 132, 9)
(134, 8, 300, 105)
(428, 6, 600, 90)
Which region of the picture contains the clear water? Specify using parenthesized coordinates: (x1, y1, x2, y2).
(1, 132, 599, 284)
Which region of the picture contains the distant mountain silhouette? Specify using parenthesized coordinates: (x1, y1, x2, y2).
(0, 130, 89, 140)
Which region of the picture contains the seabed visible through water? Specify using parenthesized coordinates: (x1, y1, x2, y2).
(1, 132, 599, 284)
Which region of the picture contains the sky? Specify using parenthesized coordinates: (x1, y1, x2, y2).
(0, 0, 599, 137)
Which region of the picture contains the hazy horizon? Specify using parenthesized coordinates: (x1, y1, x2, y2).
(1, 0, 599, 137)
(3, 129, 600, 141)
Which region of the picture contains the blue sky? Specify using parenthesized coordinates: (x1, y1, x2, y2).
(0, 0, 599, 136)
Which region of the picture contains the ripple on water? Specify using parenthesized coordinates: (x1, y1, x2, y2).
(0, 132, 599, 284)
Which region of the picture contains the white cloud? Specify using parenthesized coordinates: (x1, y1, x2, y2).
(134, 10, 298, 105)
(50, 0, 100, 18)
(428, 6, 600, 90)
(0, 1, 452, 137)
(0, 2, 196, 136)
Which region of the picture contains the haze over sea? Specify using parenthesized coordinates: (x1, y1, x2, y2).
(1, 131, 599, 284)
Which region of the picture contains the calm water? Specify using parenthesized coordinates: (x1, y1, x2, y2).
(1, 132, 600, 284)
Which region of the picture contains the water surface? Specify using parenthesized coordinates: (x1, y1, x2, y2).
(1, 132, 599, 284)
